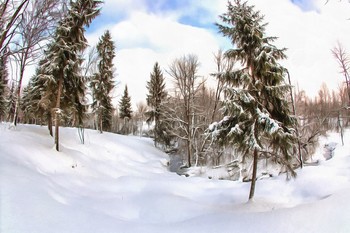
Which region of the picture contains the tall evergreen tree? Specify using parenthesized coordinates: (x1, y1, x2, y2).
(0, 51, 9, 120)
(119, 85, 132, 120)
(210, 0, 298, 200)
(90, 30, 116, 133)
(40, 0, 102, 151)
(22, 55, 55, 135)
(146, 62, 168, 146)
(7, 82, 16, 122)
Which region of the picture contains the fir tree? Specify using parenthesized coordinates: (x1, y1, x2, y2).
(7, 82, 16, 122)
(0, 52, 8, 120)
(22, 56, 55, 135)
(119, 85, 132, 120)
(40, 0, 102, 151)
(210, 0, 298, 200)
(146, 62, 168, 146)
(90, 30, 116, 133)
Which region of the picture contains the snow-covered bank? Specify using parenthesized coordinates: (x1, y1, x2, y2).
(1, 123, 350, 233)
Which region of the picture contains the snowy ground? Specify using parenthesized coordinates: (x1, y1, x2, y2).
(1, 123, 350, 233)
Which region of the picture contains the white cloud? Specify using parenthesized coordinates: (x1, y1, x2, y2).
(250, 0, 350, 97)
(101, 0, 147, 17)
(71, 0, 350, 111)
(87, 10, 220, 108)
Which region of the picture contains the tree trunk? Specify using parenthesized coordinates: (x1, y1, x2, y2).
(154, 119, 158, 147)
(13, 46, 29, 126)
(249, 148, 258, 200)
(186, 113, 192, 167)
(286, 71, 303, 168)
(186, 99, 192, 167)
(187, 139, 192, 167)
(99, 114, 103, 133)
(48, 112, 53, 137)
(13, 97, 19, 126)
(54, 77, 63, 151)
(13, 72, 24, 126)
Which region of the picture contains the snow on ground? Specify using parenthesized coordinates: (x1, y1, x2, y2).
(0, 123, 350, 233)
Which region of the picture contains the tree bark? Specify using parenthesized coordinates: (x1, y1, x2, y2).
(154, 118, 158, 147)
(54, 77, 63, 151)
(249, 148, 258, 200)
(99, 114, 103, 133)
(48, 112, 53, 137)
(186, 108, 192, 167)
(13, 50, 29, 126)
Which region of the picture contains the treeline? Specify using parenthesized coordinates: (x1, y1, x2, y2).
(1, 0, 349, 200)
(295, 83, 350, 161)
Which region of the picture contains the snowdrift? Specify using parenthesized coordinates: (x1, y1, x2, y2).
(1, 123, 350, 233)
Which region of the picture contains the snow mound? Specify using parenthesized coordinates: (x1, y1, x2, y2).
(1, 124, 350, 233)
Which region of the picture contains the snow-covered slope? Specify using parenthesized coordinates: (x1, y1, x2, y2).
(1, 123, 350, 233)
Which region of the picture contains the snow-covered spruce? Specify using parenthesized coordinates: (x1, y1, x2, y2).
(210, 0, 299, 200)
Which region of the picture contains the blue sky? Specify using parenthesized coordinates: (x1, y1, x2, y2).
(88, 0, 318, 33)
(88, 0, 222, 35)
(291, 0, 318, 11)
(83, 0, 350, 107)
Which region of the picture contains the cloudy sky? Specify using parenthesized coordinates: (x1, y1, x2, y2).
(85, 0, 350, 107)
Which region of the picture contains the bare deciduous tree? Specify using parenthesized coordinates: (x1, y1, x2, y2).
(11, 0, 66, 126)
(167, 54, 205, 167)
(210, 49, 233, 123)
(0, 0, 29, 55)
(332, 42, 350, 106)
(135, 101, 148, 136)
(82, 46, 99, 79)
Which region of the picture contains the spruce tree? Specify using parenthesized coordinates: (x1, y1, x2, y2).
(210, 0, 298, 200)
(0, 52, 8, 120)
(7, 82, 16, 122)
(40, 0, 102, 151)
(22, 55, 55, 135)
(119, 85, 132, 119)
(146, 62, 168, 146)
(90, 30, 116, 133)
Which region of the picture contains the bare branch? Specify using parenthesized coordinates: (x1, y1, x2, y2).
(332, 42, 350, 105)
(0, 0, 30, 54)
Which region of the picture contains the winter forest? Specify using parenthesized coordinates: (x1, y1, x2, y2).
(1, 0, 350, 232)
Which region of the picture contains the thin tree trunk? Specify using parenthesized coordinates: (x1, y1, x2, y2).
(186, 94, 192, 167)
(13, 97, 19, 126)
(154, 116, 159, 147)
(187, 139, 192, 167)
(186, 112, 192, 167)
(54, 77, 63, 151)
(48, 112, 53, 137)
(0, 0, 29, 54)
(287, 71, 303, 168)
(13, 55, 28, 126)
(344, 71, 350, 106)
(338, 111, 344, 146)
(100, 117, 103, 133)
(249, 148, 258, 200)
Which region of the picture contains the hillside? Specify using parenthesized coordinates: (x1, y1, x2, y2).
(1, 123, 350, 233)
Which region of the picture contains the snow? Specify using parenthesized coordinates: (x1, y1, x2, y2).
(257, 108, 280, 134)
(1, 123, 350, 233)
